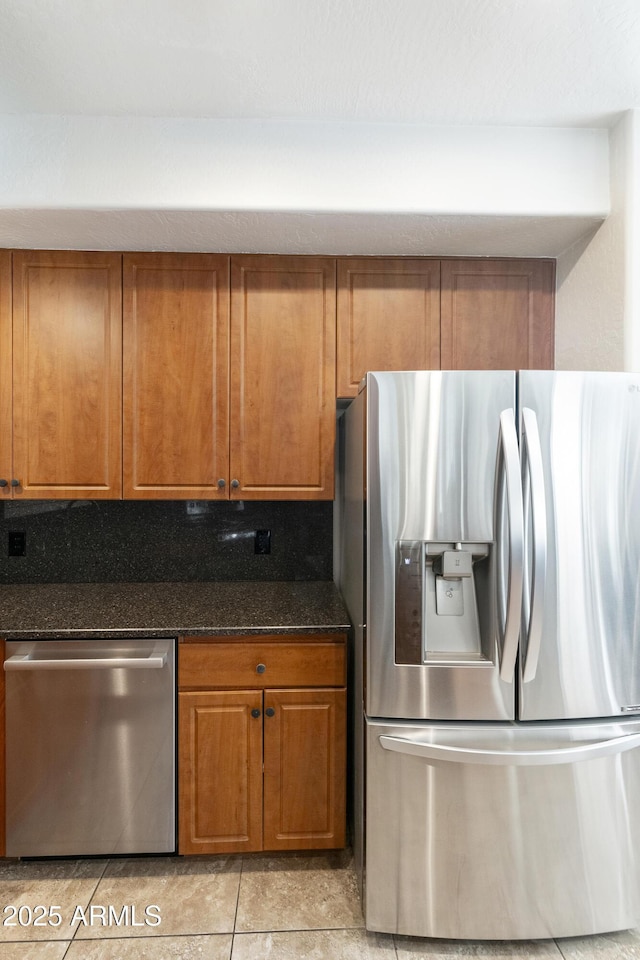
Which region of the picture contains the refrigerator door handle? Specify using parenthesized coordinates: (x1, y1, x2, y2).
(379, 732, 640, 766)
(496, 409, 524, 682)
(521, 407, 547, 682)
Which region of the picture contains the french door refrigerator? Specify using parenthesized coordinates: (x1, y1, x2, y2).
(337, 370, 640, 940)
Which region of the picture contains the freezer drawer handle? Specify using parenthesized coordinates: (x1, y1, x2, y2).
(379, 732, 640, 766)
(495, 408, 524, 683)
(521, 407, 547, 683)
(3, 641, 171, 671)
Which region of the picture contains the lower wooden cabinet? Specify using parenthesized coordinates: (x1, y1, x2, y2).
(263, 687, 345, 850)
(178, 636, 347, 855)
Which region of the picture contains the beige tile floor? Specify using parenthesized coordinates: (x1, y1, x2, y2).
(1, 851, 640, 959)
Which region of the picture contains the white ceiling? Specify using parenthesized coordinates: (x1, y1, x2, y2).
(2, 0, 640, 127)
(1, 1, 638, 257)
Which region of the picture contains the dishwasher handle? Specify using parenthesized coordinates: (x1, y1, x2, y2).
(4, 640, 171, 671)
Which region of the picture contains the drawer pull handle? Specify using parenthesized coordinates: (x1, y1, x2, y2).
(256, 663, 266, 674)
(265, 707, 275, 718)
(251, 708, 261, 719)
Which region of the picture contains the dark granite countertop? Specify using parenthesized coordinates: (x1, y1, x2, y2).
(0, 581, 350, 639)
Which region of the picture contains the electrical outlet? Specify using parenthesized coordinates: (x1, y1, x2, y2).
(254, 529, 271, 555)
(186, 501, 209, 516)
(8, 530, 26, 557)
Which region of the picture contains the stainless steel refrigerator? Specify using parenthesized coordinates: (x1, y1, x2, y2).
(336, 370, 640, 940)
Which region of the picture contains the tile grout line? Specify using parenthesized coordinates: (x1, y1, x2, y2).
(69, 856, 110, 944)
(59, 939, 73, 959)
(229, 855, 244, 959)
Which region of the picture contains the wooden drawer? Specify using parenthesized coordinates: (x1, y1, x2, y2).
(179, 640, 346, 690)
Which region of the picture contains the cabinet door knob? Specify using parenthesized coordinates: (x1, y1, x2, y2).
(217, 478, 226, 488)
(256, 663, 266, 674)
(265, 707, 275, 718)
(0, 479, 7, 487)
(231, 479, 240, 489)
(10, 478, 20, 487)
(251, 708, 261, 719)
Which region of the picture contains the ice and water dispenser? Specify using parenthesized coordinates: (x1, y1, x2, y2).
(395, 540, 492, 664)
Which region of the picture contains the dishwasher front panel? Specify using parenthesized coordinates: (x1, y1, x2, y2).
(4, 637, 176, 857)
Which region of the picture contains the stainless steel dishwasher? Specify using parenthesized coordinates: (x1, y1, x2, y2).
(4, 637, 176, 858)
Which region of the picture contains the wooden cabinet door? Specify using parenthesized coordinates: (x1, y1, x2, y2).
(178, 689, 263, 855)
(0, 252, 11, 495)
(230, 256, 336, 500)
(12, 251, 122, 498)
(337, 258, 441, 397)
(263, 687, 346, 851)
(441, 259, 555, 370)
(123, 253, 230, 499)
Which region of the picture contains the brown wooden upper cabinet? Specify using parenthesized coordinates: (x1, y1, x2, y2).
(335, 257, 555, 397)
(440, 258, 555, 370)
(230, 256, 336, 500)
(336, 258, 441, 398)
(1, 250, 122, 499)
(1, 250, 554, 501)
(125, 253, 336, 501)
(123, 253, 230, 499)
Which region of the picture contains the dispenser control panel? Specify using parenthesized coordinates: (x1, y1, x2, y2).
(395, 541, 424, 664)
(395, 540, 490, 664)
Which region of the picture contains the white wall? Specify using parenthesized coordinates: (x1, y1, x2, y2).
(555, 111, 639, 371)
(6, 113, 636, 366)
(0, 116, 608, 256)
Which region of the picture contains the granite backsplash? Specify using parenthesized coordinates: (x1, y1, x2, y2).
(0, 499, 333, 584)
